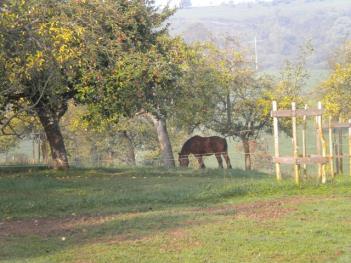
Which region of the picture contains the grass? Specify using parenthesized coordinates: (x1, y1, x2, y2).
(1, 167, 351, 262)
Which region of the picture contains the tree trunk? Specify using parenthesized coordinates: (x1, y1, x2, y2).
(119, 131, 136, 166)
(41, 138, 49, 164)
(226, 93, 232, 127)
(241, 138, 252, 171)
(338, 127, 343, 174)
(90, 143, 99, 166)
(38, 137, 41, 163)
(148, 114, 175, 168)
(38, 113, 69, 170)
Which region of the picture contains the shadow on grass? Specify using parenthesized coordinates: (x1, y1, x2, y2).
(0, 209, 215, 261)
(72, 167, 272, 181)
(0, 165, 48, 175)
(0, 165, 271, 179)
(0, 167, 298, 221)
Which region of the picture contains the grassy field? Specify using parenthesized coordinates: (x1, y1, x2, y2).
(1, 167, 351, 262)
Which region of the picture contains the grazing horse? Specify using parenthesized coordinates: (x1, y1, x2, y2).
(178, 136, 232, 169)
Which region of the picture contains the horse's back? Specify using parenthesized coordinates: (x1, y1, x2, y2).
(185, 135, 228, 154)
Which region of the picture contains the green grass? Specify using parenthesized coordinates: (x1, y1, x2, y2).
(1, 167, 351, 262)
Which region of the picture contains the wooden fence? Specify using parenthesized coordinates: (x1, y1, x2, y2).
(271, 101, 329, 184)
(323, 118, 351, 177)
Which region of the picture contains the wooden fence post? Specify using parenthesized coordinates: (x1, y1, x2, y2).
(335, 133, 340, 175)
(328, 116, 334, 178)
(316, 111, 322, 180)
(338, 116, 344, 174)
(349, 119, 351, 177)
(292, 102, 300, 184)
(318, 102, 327, 184)
(272, 101, 282, 181)
(302, 105, 308, 177)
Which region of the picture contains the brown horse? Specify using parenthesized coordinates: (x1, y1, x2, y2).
(178, 136, 232, 169)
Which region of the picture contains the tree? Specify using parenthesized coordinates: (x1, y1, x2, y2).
(172, 43, 224, 133)
(0, 136, 19, 159)
(60, 103, 160, 167)
(322, 64, 351, 118)
(0, 0, 173, 169)
(0, 1, 83, 168)
(322, 41, 351, 119)
(172, 42, 272, 170)
(83, 36, 189, 168)
(180, 42, 306, 170)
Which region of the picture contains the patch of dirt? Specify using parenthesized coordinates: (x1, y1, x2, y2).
(160, 228, 202, 253)
(0, 213, 135, 238)
(194, 197, 314, 221)
(233, 200, 297, 221)
(168, 228, 188, 239)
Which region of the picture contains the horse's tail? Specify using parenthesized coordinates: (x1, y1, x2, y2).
(223, 138, 228, 153)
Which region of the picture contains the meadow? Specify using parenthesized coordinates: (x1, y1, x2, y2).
(1, 167, 351, 262)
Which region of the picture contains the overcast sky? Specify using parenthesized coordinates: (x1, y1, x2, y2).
(154, 0, 272, 7)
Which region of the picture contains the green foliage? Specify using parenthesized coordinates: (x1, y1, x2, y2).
(322, 64, 351, 118)
(0, 0, 88, 167)
(83, 36, 187, 123)
(0, 0, 176, 167)
(172, 42, 222, 132)
(179, 42, 271, 139)
(72, 1, 178, 122)
(0, 135, 18, 153)
(173, 40, 309, 143)
(60, 103, 159, 166)
(0, 0, 83, 110)
(322, 41, 351, 118)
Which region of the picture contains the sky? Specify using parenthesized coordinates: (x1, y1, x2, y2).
(154, 0, 272, 7)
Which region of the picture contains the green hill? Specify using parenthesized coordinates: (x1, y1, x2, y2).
(169, 0, 351, 70)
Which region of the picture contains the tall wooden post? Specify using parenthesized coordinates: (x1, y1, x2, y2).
(338, 116, 344, 174)
(292, 102, 300, 184)
(318, 102, 327, 184)
(302, 104, 308, 177)
(272, 101, 281, 181)
(316, 112, 322, 180)
(349, 119, 351, 177)
(328, 116, 334, 178)
(335, 133, 340, 174)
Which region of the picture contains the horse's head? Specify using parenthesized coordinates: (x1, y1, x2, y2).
(178, 153, 189, 167)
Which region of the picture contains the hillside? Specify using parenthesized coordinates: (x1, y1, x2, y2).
(169, 0, 351, 70)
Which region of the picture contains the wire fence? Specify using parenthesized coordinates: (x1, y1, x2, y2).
(1, 129, 350, 176)
(0, 142, 274, 172)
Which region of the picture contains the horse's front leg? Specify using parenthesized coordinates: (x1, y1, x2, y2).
(215, 153, 223, 168)
(197, 156, 205, 169)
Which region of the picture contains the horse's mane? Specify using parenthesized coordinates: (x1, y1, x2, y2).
(180, 136, 202, 155)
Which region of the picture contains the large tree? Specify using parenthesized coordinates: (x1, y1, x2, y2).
(0, 0, 173, 169)
(322, 41, 351, 118)
(84, 36, 188, 167)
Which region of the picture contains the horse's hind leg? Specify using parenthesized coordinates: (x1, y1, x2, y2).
(223, 152, 232, 169)
(215, 153, 223, 168)
(197, 156, 205, 169)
